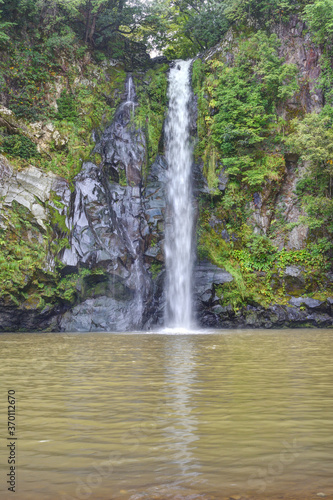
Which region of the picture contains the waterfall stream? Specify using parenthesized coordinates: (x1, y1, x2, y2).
(164, 60, 194, 329)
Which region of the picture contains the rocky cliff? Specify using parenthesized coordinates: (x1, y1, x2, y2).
(0, 17, 332, 331)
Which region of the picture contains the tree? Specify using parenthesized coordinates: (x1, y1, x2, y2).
(303, 0, 333, 44)
(139, 0, 229, 59)
(0, 1, 15, 46)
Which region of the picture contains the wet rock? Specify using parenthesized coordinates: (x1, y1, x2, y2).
(218, 168, 229, 191)
(60, 295, 140, 332)
(195, 260, 233, 293)
(212, 305, 224, 315)
(195, 261, 234, 323)
(201, 290, 214, 303)
(150, 56, 169, 66)
(283, 270, 306, 296)
(289, 297, 324, 309)
(59, 76, 167, 330)
(198, 298, 333, 329)
(0, 302, 61, 332)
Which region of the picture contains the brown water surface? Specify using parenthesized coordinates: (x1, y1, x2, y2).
(0, 329, 333, 500)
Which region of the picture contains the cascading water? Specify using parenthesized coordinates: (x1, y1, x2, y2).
(164, 60, 194, 329)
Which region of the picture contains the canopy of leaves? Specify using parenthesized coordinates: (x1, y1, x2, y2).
(0, 0, 330, 60)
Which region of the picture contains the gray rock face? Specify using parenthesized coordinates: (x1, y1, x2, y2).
(59, 76, 168, 331)
(285, 266, 302, 277)
(289, 297, 324, 309)
(60, 296, 139, 332)
(0, 157, 69, 230)
(195, 261, 233, 297)
(95, 76, 146, 187)
(0, 303, 60, 332)
(198, 297, 333, 329)
(195, 261, 234, 325)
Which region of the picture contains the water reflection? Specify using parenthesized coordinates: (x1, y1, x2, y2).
(163, 337, 200, 480)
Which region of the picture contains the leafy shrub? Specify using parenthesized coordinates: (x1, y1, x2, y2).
(1, 135, 39, 159)
(56, 90, 77, 121)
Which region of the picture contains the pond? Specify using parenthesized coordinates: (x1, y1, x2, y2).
(0, 329, 332, 500)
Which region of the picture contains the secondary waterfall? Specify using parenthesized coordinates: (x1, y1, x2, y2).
(164, 60, 194, 329)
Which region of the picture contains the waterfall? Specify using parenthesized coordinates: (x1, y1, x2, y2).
(125, 75, 136, 116)
(164, 60, 194, 329)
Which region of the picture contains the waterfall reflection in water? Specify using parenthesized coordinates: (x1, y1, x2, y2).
(163, 338, 200, 481)
(0, 330, 333, 500)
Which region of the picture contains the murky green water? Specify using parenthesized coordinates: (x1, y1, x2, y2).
(0, 329, 333, 500)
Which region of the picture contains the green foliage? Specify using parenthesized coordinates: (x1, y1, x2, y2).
(194, 34, 298, 193)
(197, 188, 332, 311)
(1, 0, 333, 315)
(1, 54, 126, 181)
(0, 202, 48, 301)
(225, 0, 300, 26)
(286, 109, 333, 236)
(303, 1, 333, 105)
(0, 0, 323, 62)
(44, 26, 78, 55)
(0, 12, 14, 47)
(55, 267, 107, 304)
(244, 234, 277, 269)
(0, 199, 110, 307)
(150, 261, 163, 280)
(303, 0, 333, 44)
(3, 44, 58, 121)
(47, 202, 69, 237)
(0, 0, 154, 62)
(193, 33, 299, 249)
(205, 33, 298, 185)
(0, 134, 39, 159)
(56, 90, 77, 121)
(134, 64, 168, 175)
(118, 168, 127, 186)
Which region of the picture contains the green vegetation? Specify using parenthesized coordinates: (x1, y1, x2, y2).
(194, 25, 333, 311)
(286, 108, 333, 237)
(0, 45, 126, 180)
(304, 0, 333, 106)
(194, 32, 298, 190)
(4, 44, 59, 121)
(0, 201, 49, 305)
(56, 91, 77, 121)
(199, 215, 332, 310)
(0, 201, 109, 308)
(150, 261, 163, 280)
(0, 0, 331, 63)
(0, 135, 39, 159)
(134, 64, 168, 176)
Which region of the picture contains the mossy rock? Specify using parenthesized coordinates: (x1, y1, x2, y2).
(21, 295, 43, 310)
(82, 274, 133, 302)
